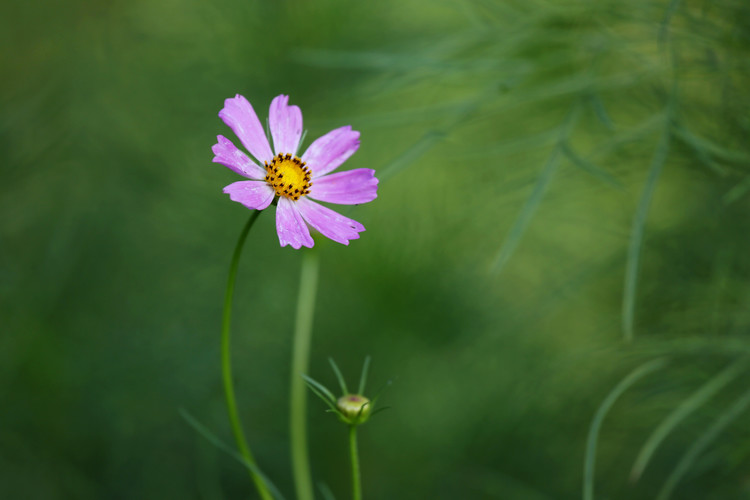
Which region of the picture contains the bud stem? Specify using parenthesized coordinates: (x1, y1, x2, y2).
(349, 425, 362, 500)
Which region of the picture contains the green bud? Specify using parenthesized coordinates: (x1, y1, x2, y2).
(336, 394, 371, 425)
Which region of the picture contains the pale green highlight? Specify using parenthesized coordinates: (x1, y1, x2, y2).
(290, 248, 320, 500)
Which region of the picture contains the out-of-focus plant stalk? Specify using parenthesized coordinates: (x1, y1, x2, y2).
(221, 211, 273, 500)
(290, 247, 320, 500)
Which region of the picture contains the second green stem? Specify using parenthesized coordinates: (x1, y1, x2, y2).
(290, 247, 320, 500)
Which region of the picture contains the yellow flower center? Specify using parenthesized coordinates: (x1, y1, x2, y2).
(264, 153, 312, 201)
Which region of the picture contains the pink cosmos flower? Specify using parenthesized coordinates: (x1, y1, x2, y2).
(212, 94, 378, 249)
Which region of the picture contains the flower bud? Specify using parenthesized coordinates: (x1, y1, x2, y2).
(337, 394, 371, 424)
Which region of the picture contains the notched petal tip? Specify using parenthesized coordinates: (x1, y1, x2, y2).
(211, 135, 229, 155)
(276, 197, 314, 249)
(219, 95, 245, 117)
(281, 238, 315, 250)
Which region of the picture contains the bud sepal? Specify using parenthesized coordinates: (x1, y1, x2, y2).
(302, 356, 390, 427)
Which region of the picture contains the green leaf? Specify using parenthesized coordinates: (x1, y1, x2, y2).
(589, 91, 615, 131)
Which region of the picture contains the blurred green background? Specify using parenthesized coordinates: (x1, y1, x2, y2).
(3, 0, 750, 498)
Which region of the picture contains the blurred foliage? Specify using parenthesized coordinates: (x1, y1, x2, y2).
(2, 0, 750, 498)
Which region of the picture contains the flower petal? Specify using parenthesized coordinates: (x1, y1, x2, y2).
(295, 198, 365, 246)
(276, 197, 314, 249)
(212, 135, 267, 180)
(301, 126, 360, 177)
(218, 94, 274, 164)
(269, 95, 303, 156)
(223, 181, 275, 210)
(309, 168, 378, 205)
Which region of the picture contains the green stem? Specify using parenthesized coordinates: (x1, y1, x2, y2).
(221, 211, 273, 500)
(349, 425, 362, 500)
(290, 248, 320, 500)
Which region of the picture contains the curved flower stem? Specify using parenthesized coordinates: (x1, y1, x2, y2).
(349, 425, 362, 500)
(221, 210, 273, 500)
(290, 247, 320, 500)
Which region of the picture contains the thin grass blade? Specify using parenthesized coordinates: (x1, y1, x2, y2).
(656, 387, 750, 500)
(179, 409, 287, 500)
(622, 121, 671, 342)
(588, 92, 615, 131)
(491, 102, 582, 275)
(672, 125, 750, 164)
(583, 358, 667, 500)
(723, 176, 750, 205)
(377, 131, 443, 183)
(491, 145, 562, 274)
(379, 83, 497, 183)
(561, 141, 623, 190)
(630, 359, 748, 482)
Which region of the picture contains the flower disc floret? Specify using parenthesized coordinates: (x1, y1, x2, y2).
(265, 153, 312, 201)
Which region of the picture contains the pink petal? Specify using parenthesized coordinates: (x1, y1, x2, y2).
(295, 198, 365, 246)
(223, 181, 275, 210)
(269, 95, 303, 156)
(276, 197, 314, 249)
(301, 126, 360, 178)
(218, 95, 274, 164)
(309, 168, 378, 205)
(212, 135, 267, 180)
